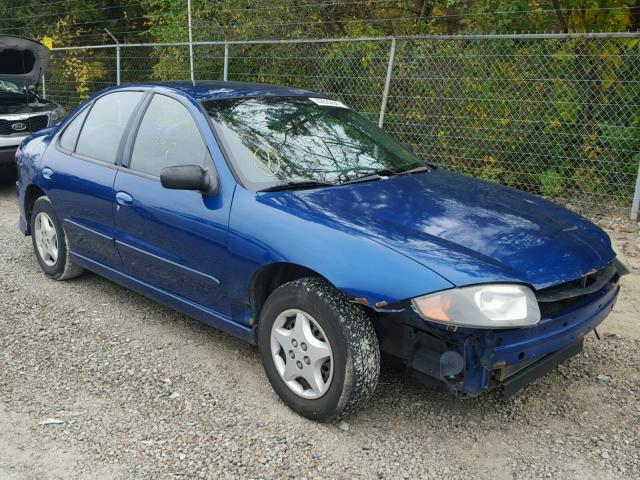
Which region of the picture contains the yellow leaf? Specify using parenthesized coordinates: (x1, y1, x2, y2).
(500, 118, 509, 127)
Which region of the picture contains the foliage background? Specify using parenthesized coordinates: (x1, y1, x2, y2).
(0, 0, 639, 206)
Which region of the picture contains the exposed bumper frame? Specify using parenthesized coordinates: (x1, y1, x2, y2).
(374, 279, 620, 397)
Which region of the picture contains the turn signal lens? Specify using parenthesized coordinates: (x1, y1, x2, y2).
(412, 292, 453, 322)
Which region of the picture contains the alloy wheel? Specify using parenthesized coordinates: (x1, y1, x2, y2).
(34, 212, 59, 267)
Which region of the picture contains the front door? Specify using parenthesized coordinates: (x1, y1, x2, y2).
(113, 93, 232, 314)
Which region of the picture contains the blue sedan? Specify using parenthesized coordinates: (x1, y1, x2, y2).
(15, 82, 625, 420)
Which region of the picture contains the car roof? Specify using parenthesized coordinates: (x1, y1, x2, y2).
(115, 80, 328, 102)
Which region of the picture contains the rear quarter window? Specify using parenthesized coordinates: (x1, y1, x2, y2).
(58, 107, 89, 152)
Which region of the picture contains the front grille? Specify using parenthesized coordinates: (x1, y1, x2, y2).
(536, 261, 619, 317)
(28, 115, 49, 132)
(0, 114, 49, 135)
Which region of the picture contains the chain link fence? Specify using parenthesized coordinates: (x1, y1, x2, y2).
(45, 33, 640, 219)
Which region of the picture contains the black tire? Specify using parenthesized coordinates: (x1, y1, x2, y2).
(30, 196, 84, 281)
(258, 277, 380, 421)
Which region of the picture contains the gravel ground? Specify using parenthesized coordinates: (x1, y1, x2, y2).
(1, 179, 639, 480)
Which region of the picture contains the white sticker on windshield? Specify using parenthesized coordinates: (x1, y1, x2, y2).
(309, 97, 349, 109)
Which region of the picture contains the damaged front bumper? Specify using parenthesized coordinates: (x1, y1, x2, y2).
(374, 273, 620, 398)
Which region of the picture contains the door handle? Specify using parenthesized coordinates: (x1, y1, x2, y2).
(115, 191, 134, 206)
(42, 167, 54, 180)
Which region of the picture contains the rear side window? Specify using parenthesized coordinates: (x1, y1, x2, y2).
(129, 94, 207, 177)
(58, 107, 88, 151)
(76, 91, 143, 163)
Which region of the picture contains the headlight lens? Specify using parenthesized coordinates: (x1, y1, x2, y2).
(49, 105, 66, 124)
(412, 284, 540, 329)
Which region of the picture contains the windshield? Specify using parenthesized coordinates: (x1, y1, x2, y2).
(0, 80, 22, 93)
(202, 96, 423, 190)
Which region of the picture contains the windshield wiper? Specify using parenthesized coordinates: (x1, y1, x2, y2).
(398, 165, 429, 176)
(258, 180, 335, 192)
(340, 168, 396, 185)
(341, 165, 429, 185)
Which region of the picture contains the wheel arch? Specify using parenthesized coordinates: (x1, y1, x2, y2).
(24, 184, 47, 233)
(249, 262, 330, 320)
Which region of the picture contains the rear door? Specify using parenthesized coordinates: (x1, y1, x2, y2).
(42, 90, 145, 270)
(112, 92, 232, 314)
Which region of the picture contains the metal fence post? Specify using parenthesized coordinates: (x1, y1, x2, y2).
(378, 37, 396, 128)
(104, 29, 121, 85)
(116, 45, 121, 85)
(187, 0, 195, 85)
(223, 42, 229, 81)
(41, 72, 46, 99)
(632, 161, 640, 221)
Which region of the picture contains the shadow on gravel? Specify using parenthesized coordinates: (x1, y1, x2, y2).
(0, 169, 17, 188)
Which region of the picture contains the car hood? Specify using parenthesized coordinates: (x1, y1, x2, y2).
(0, 35, 50, 87)
(259, 169, 615, 291)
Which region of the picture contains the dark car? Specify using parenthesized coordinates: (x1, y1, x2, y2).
(1, 35, 65, 175)
(15, 82, 626, 420)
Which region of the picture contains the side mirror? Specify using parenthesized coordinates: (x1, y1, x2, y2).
(160, 165, 217, 193)
(401, 142, 414, 153)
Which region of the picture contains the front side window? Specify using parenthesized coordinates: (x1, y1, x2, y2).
(129, 94, 207, 177)
(202, 97, 423, 190)
(75, 91, 143, 163)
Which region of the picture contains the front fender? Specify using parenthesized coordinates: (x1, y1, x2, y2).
(227, 187, 454, 309)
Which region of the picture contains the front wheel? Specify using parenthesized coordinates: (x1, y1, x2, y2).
(258, 277, 380, 421)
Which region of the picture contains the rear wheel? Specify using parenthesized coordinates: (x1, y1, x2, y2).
(30, 196, 84, 280)
(258, 277, 380, 421)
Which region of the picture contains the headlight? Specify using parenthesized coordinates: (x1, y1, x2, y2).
(49, 105, 66, 125)
(412, 284, 540, 329)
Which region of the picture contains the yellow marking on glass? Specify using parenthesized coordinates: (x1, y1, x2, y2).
(252, 147, 281, 177)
